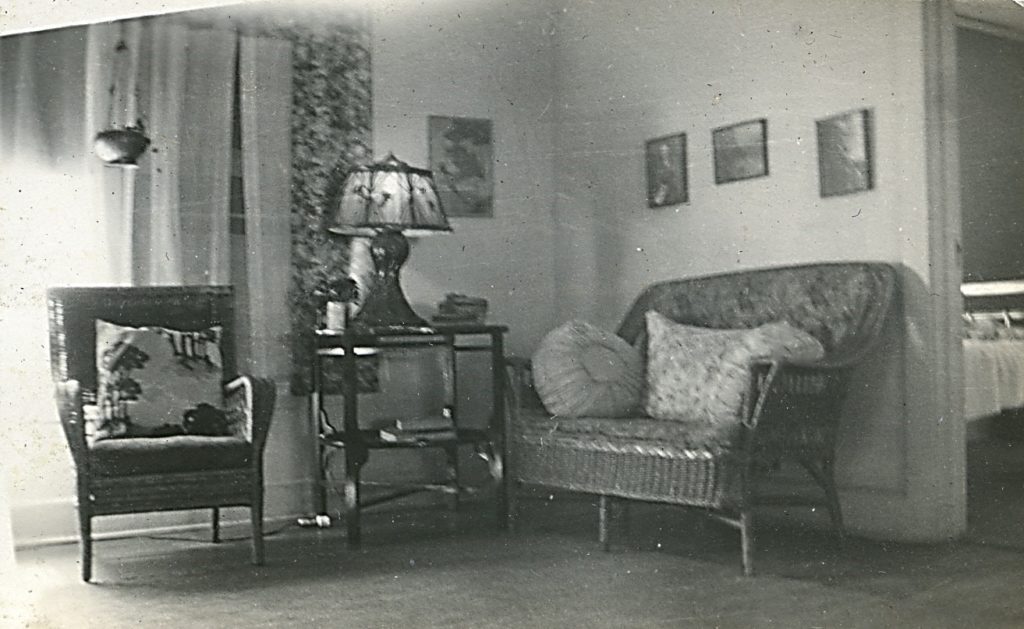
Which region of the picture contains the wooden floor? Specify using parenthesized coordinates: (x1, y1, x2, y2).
(7, 439, 1024, 628)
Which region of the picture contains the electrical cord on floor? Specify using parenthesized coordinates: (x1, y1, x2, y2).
(143, 520, 298, 543)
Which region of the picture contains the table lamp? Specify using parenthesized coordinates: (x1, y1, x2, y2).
(326, 153, 451, 329)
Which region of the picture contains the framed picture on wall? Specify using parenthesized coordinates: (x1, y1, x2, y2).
(816, 108, 874, 197)
(645, 132, 688, 208)
(428, 115, 494, 217)
(712, 118, 768, 184)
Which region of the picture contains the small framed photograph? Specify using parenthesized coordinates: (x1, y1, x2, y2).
(645, 133, 688, 208)
(816, 108, 874, 197)
(712, 118, 768, 184)
(428, 115, 494, 217)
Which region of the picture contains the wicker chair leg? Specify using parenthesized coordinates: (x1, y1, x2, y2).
(250, 486, 265, 566)
(599, 495, 612, 551)
(211, 507, 220, 543)
(78, 505, 93, 582)
(740, 510, 754, 577)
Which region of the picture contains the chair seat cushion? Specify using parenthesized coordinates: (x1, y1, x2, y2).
(517, 409, 734, 450)
(88, 436, 250, 477)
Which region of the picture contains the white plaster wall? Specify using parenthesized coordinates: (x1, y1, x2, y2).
(371, 0, 559, 360)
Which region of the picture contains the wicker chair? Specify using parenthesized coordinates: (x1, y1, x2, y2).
(47, 286, 276, 582)
(507, 262, 897, 575)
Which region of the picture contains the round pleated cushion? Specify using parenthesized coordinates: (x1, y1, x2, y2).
(532, 320, 643, 417)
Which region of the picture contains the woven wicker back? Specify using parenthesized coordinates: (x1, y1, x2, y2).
(47, 286, 237, 391)
(616, 262, 897, 362)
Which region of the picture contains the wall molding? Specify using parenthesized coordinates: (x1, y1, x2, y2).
(12, 478, 315, 549)
(955, 14, 1024, 41)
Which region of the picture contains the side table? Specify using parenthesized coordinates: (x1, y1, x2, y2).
(310, 323, 510, 547)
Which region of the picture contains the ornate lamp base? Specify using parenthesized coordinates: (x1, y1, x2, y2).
(349, 228, 431, 330)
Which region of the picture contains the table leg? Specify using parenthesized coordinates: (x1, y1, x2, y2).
(444, 443, 460, 512)
(344, 456, 362, 548)
(342, 337, 362, 548)
(491, 332, 509, 530)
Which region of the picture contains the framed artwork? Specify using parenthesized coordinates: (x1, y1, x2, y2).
(712, 118, 769, 184)
(645, 132, 688, 208)
(816, 108, 874, 197)
(428, 115, 494, 217)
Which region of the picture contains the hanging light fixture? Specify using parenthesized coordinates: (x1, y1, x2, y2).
(93, 21, 150, 168)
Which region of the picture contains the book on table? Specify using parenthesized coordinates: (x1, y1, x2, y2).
(379, 410, 456, 443)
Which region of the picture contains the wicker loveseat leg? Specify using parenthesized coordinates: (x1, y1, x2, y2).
(740, 510, 754, 577)
(598, 495, 612, 550)
(798, 456, 845, 538)
(821, 458, 845, 539)
(598, 496, 630, 551)
(211, 507, 221, 543)
(507, 479, 521, 533)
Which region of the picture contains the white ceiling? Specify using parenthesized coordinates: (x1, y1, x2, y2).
(2, 1, 1022, 39)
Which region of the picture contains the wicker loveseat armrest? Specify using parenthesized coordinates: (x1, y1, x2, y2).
(505, 356, 544, 415)
(746, 359, 853, 455)
(223, 375, 276, 451)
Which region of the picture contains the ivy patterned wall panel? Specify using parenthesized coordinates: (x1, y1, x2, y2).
(285, 23, 372, 393)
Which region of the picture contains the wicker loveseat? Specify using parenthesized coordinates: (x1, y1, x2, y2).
(507, 262, 897, 575)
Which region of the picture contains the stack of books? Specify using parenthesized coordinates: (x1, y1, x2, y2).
(379, 410, 456, 443)
(432, 293, 488, 324)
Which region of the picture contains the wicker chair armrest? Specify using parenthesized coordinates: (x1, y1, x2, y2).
(223, 375, 276, 452)
(55, 379, 88, 467)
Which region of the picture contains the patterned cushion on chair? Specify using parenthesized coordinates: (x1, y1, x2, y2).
(644, 311, 824, 436)
(94, 320, 226, 440)
(532, 320, 644, 418)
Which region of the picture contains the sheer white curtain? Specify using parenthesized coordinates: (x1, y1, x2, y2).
(239, 34, 293, 381)
(133, 21, 236, 286)
(0, 18, 256, 546)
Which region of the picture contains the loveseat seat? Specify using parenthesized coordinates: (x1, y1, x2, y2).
(506, 262, 897, 575)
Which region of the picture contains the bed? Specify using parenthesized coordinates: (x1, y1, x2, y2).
(962, 281, 1024, 424)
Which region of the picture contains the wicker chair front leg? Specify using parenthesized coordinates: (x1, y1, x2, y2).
(224, 375, 275, 565)
(77, 487, 93, 582)
(251, 471, 265, 565)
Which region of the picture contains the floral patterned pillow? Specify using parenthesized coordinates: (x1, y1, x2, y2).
(644, 311, 824, 434)
(94, 320, 225, 440)
(532, 320, 644, 417)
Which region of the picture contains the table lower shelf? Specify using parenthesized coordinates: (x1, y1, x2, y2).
(320, 427, 493, 449)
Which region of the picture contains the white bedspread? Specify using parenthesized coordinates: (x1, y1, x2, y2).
(964, 339, 1024, 421)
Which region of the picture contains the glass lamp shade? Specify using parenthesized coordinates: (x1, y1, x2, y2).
(326, 153, 451, 237)
(325, 154, 451, 330)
